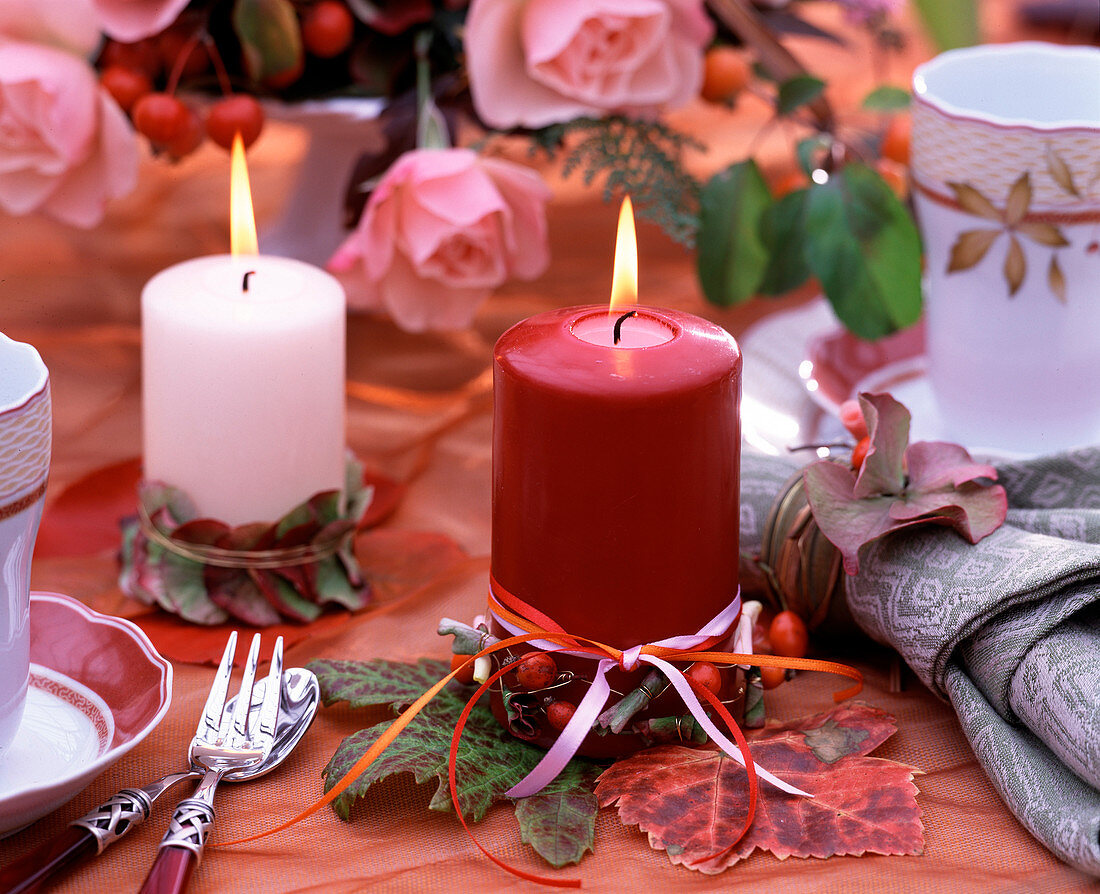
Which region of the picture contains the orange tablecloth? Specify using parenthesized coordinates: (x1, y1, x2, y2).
(1, 5, 1096, 891)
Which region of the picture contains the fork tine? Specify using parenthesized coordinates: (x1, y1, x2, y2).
(229, 633, 262, 741)
(256, 636, 283, 741)
(198, 631, 237, 739)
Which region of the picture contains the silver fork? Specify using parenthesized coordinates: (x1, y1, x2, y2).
(138, 632, 283, 894)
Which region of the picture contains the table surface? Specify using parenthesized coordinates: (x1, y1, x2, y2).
(2, 4, 1097, 892)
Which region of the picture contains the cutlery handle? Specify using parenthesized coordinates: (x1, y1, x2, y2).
(138, 848, 198, 894)
(0, 827, 97, 894)
(0, 786, 157, 894)
(138, 798, 214, 894)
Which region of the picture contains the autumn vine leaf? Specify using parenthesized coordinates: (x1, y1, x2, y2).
(596, 701, 922, 872)
(802, 392, 1007, 574)
(309, 657, 601, 867)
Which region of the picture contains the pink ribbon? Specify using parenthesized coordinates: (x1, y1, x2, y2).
(492, 592, 811, 800)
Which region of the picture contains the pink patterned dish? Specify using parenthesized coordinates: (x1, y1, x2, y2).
(801, 320, 926, 413)
(0, 592, 172, 835)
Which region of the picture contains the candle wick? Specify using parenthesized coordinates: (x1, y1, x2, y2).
(242, 270, 256, 292)
(613, 311, 637, 345)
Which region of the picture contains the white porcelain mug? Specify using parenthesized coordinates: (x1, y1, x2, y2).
(911, 42, 1100, 455)
(0, 333, 51, 753)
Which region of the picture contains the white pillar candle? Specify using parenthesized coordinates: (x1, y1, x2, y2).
(141, 254, 346, 526)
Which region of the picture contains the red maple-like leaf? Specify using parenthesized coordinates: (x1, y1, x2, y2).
(595, 701, 922, 873)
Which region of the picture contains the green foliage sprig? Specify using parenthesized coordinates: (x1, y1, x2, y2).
(530, 117, 706, 247)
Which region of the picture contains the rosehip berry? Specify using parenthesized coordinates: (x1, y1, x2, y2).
(851, 436, 871, 472)
(206, 95, 265, 149)
(881, 114, 911, 166)
(99, 65, 153, 113)
(684, 661, 723, 695)
(302, 1, 356, 58)
(164, 105, 205, 160)
(700, 45, 751, 104)
(760, 665, 788, 690)
(450, 653, 475, 686)
(99, 39, 161, 79)
(515, 652, 557, 690)
(838, 399, 869, 440)
(546, 700, 576, 731)
(132, 92, 190, 145)
(769, 611, 809, 659)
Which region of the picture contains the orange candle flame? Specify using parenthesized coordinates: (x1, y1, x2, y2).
(608, 196, 637, 312)
(230, 133, 258, 257)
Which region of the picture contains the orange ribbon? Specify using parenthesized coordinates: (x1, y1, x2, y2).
(222, 588, 862, 888)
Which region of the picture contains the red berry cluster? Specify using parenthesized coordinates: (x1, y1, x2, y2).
(97, 2, 358, 159)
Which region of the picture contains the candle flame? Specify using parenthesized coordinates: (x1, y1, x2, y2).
(608, 196, 637, 312)
(230, 132, 258, 257)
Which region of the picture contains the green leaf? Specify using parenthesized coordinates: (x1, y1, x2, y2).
(315, 657, 602, 858)
(862, 86, 911, 112)
(803, 718, 870, 763)
(777, 75, 825, 116)
(697, 160, 772, 307)
(515, 765, 602, 867)
(803, 163, 922, 340)
(309, 657, 452, 710)
(795, 134, 830, 178)
(758, 188, 811, 296)
(233, 0, 303, 83)
(909, 0, 979, 49)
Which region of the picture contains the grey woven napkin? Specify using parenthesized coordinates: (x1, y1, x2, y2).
(741, 447, 1100, 876)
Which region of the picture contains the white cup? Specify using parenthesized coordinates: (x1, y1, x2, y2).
(911, 42, 1100, 455)
(0, 333, 51, 754)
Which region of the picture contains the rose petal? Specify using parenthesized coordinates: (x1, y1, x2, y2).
(91, 0, 191, 43)
(466, 0, 600, 128)
(377, 251, 490, 332)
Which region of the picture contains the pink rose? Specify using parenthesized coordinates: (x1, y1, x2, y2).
(466, 0, 713, 129)
(0, 41, 138, 227)
(91, 0, 190, 43)
(329, 148, 552, 332)
(0, 0, 100, 56)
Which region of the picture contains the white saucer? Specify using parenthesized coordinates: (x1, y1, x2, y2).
(0, 593, 172, 836)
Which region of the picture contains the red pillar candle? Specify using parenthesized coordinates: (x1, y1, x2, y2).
(492, 304, 742, 649)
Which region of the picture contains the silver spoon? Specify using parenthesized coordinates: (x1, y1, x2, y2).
(0, 666, 319, 894)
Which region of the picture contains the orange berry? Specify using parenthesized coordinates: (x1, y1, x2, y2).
(684, 661, 723, 695)
(206, 95, 265, 149)
(546, 700, 576, 731)
(881, 114, 911, 166)
(164, 104, 205, 160)
(769, 610, 809, 659)
(132, 92, 189, 145)
(450, 653, 475, 686)
(515, 652, 557, 690)
(760, 665, 787, 690)
(851, 435, 871, 471)
(99, 65, 152, 113)
(700, 45, 751, 104)
(302, 0, 355, 58)
(770, 168, 809, 198)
